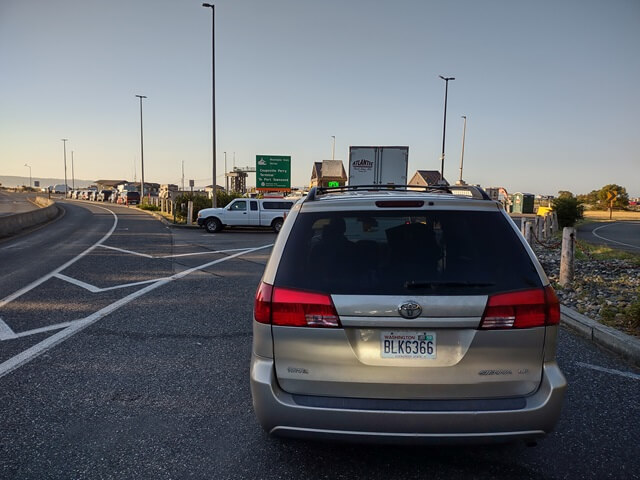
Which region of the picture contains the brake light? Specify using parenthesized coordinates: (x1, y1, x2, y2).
(480, 286, 559, 329)
(375, 200, 424, 208)
(253, 282, 341, 327)
(254, 282, 273, 324)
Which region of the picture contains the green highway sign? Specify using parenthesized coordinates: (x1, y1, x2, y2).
(256, 155, 291, 191)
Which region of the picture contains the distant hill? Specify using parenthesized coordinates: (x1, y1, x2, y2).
(0, 175, 96, 189)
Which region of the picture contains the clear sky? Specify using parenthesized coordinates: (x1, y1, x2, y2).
(1, 0, 638, 196)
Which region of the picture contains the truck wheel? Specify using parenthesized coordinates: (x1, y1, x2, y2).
(205, 218, 222, 233)
(272, 218, 284, 233)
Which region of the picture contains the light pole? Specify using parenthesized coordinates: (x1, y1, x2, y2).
(331, 136, 336, 160)
(224, 151, 227, 193)
(61, 139, 68, 196)
(135, 94, 147, 201)
(457, 115, 467, 186)
(438, 75, 455, 184)
(71, 151, 75, 190)
(202, 3, 217, 207)
(24, 163, 32, 188)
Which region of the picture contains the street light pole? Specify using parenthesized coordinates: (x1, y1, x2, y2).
(24, 163, 32, 188)
(135, 95, 147, 201)
(438, 75, 455, 184)
(202, 3, 217, 208)
(224, 151, 227, 192)
(457, 115, 467, 186)
(71, 150, 75, 190)
(61, 139, 68, 196)
(331, 136, 336, 160)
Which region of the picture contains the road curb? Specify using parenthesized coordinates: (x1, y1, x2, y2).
(561, 305, 640, 366)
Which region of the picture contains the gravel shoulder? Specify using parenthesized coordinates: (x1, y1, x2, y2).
(533, 241, 639, 339)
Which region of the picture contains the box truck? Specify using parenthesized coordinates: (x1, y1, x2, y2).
(348, 146, 408, 186)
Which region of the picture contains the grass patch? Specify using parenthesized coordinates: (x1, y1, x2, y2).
(575, 241, 640, 264)
(582, 210, 640, 222)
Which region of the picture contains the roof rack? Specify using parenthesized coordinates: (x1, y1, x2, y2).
(305, 184, 491, 202)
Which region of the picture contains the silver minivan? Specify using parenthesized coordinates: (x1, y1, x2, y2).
(250, 185, 566, 444)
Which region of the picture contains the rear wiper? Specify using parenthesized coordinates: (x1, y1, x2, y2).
(405, 280, 496, 289)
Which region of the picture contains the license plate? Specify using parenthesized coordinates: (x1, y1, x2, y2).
(381, 331, 436, 359)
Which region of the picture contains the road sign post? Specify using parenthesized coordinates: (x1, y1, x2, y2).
(607, 190, 618, 220)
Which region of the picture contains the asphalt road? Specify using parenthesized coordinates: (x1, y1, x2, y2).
(0, 191, 39, 216)
(577, 221, 640, 253)
(1, 201, 639, 479)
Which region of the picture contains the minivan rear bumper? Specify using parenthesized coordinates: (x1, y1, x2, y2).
(250, 354, 566, 444)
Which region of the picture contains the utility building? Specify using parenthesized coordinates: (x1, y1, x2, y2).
(309, 160, 347, 188)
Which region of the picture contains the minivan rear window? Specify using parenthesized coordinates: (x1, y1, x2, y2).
(275, 210, 541, 295)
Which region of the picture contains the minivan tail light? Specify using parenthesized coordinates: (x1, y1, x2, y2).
(272, 287, 341, 327)
(480, 286, 559, 329)
(254, 282, 273, 324)
(254, 282, 341, 327)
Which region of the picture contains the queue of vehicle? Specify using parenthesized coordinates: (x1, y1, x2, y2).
(66, 188, 139, 205)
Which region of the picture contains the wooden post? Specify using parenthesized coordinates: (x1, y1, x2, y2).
(551, 211, 558, 233)
(520, 218, 527, 237)
(187, 201, 193, 226)
(544, 214, 551, 240)
(537, 216, 545, 241)
(524, 220, 533, 245)
(559, 227, 575, 287)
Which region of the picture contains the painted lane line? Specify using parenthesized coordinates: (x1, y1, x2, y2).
(0, 244, 273, 378)
(0, 206, 118, 309)
(576, 362, 640, 381)
(591, 223, 640, 251)
(53, 273, 103, 293)
(159, 247, 254, 258)
(98, 243, 253, 259)
(0, 317, 16, 340)
(12, 320, 79, 339)
(97, 244, 153, 258)
(53, 273, 169, 293)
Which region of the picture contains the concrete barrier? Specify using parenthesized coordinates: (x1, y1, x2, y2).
(0, 196, 60, 238)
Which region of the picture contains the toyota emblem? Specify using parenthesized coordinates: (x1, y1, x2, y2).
(398, 301, 422, 319)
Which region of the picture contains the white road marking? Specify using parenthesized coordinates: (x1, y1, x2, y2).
(54, 273, 171, 293)
(576, 362, 640, 381)
(0, 244, 273, 378)
(159, 247, 254, 258)
(0, 206, 118, 309)
(0, 317, 16, 340)
(97, 244, 153, 258)
(591, 223, 640, 250)
(12, 320, 78, 338)
(97, 244, 250, 259)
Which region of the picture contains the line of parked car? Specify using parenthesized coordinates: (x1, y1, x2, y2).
(66, 189, 140, 205)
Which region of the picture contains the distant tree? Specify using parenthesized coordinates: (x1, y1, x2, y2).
(552, 196, 584, 228)
(577, 190, 599, 205)
(597, 184, 629, 209)
(557, 190, 574, 199)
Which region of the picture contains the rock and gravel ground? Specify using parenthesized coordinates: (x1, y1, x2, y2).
(533, 240, 640, 338)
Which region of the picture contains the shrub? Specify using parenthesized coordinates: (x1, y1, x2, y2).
(552, 196, 584, 229)
(139, 203, 160, 211)
(173, 191, 243, 223)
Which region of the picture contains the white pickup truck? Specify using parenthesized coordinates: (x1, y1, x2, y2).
(197, 198, 297, 233)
